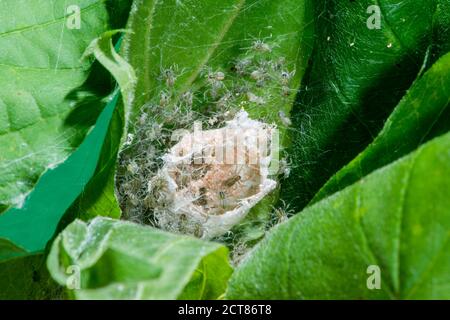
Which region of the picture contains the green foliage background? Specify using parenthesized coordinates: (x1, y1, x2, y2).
(0, 0, 449, 299)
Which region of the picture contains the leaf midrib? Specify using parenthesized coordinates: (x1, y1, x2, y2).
(393, 155, 416, 297)
(141, 0, 159, 95)
(355, 184, 396, 299)
(180, 0, 247, 93)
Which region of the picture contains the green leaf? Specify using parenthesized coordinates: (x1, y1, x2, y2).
(47, 217, 232, 299)
(432, 0, 450, 57)
(0, 30, 133, 261)
(116, 0, 315, 238)
(227, 132, 450, 299)
(282, 0, 450, 211)
(313, 52, 450, 203)
(0, 93, 120, 259)
(0, 254, 63, 299)
(123, 0, 313, 126)
(84, 30, 136, 120)
(0, 0, 110, 209)
(63, 31, 136, 221)
(0, 238, 27, 262)
(63, 94, 126, 222)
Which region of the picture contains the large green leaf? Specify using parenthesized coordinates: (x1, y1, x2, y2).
(313, 52, 450, 203)
(123, 0, 313, 126)
(47, 217, 232, 299)
(0, 93, 119, 259)
(0, 0, 110, 210)
(227, 132, 450, 299)
(0, 3, 132, 300)
(0, 7, 130, 261)
(0, 10, 132, 261)
(62, 95, 126, 222)
(62, 31, 136, 221)
(78, 0, 315, 239)
(282, 0, 450, 211)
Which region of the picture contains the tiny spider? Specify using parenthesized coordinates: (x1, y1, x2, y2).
(278, 157, 292, 178)
(160, 65, 178, 87)
(214, 71, 225, 81)
(204, 68, 225, 83)
(138, 112, 148, 125)
(216, 91, 233, 108)
(218, 190, 227, 209)
(272, 57, 286, 71)
(124, 133, 135, 146)
(181, 91, 194, 106)
(252, 40, 272, 53)
(281, 85, 291, 97)
(159, 91, 171, 107)
(250, 68, 267, 81)
(222, 174, 241, 188)
(233, 58, 251, 75)
(278, 110, 292, 126)
(202, 68, 227, 98)
(126, 160, 139, 174)
(247, 92, 266, 105)
(280, 70, 295, 85)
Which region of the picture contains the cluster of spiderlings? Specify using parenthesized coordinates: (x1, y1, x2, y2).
(196, 40, 297, 124)
(116, 39, 295, 230)
(116, 81, 205, 223)
(115, 65, 231, 224)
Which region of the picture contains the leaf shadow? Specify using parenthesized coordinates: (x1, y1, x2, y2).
(283, 32, 434, 212)
(63, 0, 132, 134)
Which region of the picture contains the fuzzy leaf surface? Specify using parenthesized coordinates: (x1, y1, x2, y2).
(313, 52, 450, 203)
(0, 0, 110, 209)
(283, 0, 450, 211)
(228, 132, 450, 299)
(47, 217, 232, 299)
